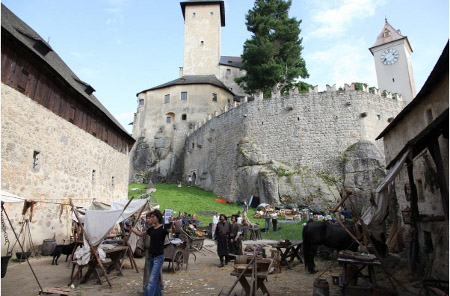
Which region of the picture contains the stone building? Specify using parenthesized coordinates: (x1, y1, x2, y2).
(376, 42, 448, 279)
(1, 5, 135, 249)
(130, 0, 246, 183)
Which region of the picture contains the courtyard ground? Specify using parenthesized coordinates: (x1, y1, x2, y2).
(1, 239, 419, 296)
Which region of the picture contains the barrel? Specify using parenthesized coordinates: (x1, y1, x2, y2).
(313, 278, 329, 296)
(41, 239, 57, 256)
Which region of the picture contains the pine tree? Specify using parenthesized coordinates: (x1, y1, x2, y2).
(236, 0, 309, 97)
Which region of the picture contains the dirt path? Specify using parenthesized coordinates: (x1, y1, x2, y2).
(1, 240, 414, 296)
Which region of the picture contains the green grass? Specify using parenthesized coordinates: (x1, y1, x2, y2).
(129, 183, 304, 241)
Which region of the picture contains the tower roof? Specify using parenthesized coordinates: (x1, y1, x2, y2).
(370, 19, 412, 53)
(180, 0, 225, 27)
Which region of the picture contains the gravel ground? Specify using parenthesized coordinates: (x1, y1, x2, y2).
(1, 239, 416, 296)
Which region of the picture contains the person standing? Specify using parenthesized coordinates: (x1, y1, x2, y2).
(214, 214, 232, 267)
(188, 175, 192, 187)
(271, 211, 278, 232)
(129, 210, 175, 296)
(243, 201, 249, 217)
(212, 212, 219, 239)
(230, 216, 242, 255)
(264, 211, 271, 233)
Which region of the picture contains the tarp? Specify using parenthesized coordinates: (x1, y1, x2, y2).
(361, 148, 411, 240)
(111, 198, 149, 223)
(1, 190, 27, 203)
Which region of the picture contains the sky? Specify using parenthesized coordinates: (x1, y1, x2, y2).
(2, 0, 448, 134)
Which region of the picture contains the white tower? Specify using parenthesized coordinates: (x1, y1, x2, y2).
(180, 0, 225, 77)
(369, 20, 416, 103)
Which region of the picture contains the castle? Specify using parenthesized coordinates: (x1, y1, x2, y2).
(130, 1, 413, 212)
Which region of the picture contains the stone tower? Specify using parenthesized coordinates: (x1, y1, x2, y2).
(369, 20, 417, 103)
(180, 0, 225, 77)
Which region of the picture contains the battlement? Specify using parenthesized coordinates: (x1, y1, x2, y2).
(187, 83, 404, 136)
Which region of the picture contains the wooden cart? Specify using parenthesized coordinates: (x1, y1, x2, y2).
(163, 240, 190, 272)
(179, 229, 205, 252)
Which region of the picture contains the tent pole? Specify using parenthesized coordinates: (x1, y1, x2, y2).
(69, 199, 113, 288)
(1, 203, 43, 293)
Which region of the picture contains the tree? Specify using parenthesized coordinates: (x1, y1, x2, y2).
(236, 0, 309, 97)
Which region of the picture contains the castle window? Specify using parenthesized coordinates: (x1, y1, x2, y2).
(226, 69, 231, 75)
(112, 176, 115, 187)
(212, 93, 217, 102)
(425, 108, 433, 124)
(139, 99, 144, 107)
(182, 114, 187, 120)
(165, 112, 175, 124)
(210, 11, 214, 15)
(416, 179, 424, 201)
(383, 29, 391, 37)
(377, 114, 381, 120)
(92, 170, 96, 182)
(32, 151, 40, 170)
(201, 40, 204, 45)
(164, 94, 170, 104)
(181, 91, 188, 101)
(192, 143, 194, 149)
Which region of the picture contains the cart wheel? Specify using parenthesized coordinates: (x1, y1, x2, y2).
(172, 250, 184, 272)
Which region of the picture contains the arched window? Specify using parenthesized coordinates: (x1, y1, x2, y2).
(165, 112, 175, 124)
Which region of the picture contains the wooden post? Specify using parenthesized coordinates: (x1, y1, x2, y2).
(427, 139, 449, 219)
(69, 199, 113, 288)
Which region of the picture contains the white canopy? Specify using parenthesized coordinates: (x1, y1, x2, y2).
(1, 190, 27, 203)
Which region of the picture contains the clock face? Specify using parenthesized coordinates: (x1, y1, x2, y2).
(380, 48, 399, 65)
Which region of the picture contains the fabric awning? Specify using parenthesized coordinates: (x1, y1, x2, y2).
(1, 190, 27, 203)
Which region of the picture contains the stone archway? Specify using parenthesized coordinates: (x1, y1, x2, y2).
(191, 171, 197, 186)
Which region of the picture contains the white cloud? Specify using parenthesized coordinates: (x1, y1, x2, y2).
(308, 0, 384, 39)
(305, 39, 377, 89)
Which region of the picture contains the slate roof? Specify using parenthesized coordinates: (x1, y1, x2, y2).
(180, 0, 225, 27)
(137, 75, 235, 96)
(219, 56, 243, 68)
(369, 20, 412, 53)
(1, 4, 134, 141)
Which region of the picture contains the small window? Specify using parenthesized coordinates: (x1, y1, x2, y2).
(112, 176, 115, 187)
(182, 114, 187, 120)
(212, 93, 217, 102)
(92, 170, 96, 182)
(139, 99, 144, 107)
(166, 117, 172, 124)
(377, 114, 381, 120)
(416, 179, 424, 201)
(164, 94, 170, 104)
(181, 92, 188, 101)
(32, 151, 40, 169)
(210, 11, 214, 15)
(201, 40, 204, 45)
(192, 143, 194, 149)
(426, 109, 433, 124)
(226, 69, 231, 75)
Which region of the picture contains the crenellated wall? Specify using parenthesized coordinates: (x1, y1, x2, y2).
(183, 84, 406, 202)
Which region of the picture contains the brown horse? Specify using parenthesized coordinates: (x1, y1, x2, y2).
(302, 221, 386, 273)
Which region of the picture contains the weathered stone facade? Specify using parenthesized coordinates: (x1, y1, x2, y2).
(183, 87, 405, 211)
(1, 85, 130, 251)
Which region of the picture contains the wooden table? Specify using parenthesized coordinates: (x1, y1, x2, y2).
(230, 270, 271, 296)
(70, 245, 129, 286)
(272, 241, 303, 269)
(104, 245, 129, 276)
(338, 256, 381, 294)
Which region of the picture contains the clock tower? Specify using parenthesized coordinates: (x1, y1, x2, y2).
(369, 20, 417, 103)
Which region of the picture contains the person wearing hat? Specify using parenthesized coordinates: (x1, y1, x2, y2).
(214, 214, 232, 267)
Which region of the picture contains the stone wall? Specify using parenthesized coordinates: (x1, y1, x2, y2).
(1, 84, 130, 253)
(184, 86, 405, 209)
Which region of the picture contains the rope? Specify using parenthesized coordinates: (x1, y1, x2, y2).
(1, 207, 11, 254)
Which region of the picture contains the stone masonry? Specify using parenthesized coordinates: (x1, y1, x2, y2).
(183, 86, 405, 212)
(1, 84, 130, 252)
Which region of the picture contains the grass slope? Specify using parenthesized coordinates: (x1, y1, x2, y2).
(129, 183, 304, 241)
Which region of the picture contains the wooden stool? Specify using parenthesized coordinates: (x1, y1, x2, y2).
(270, 249, 281, 273)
